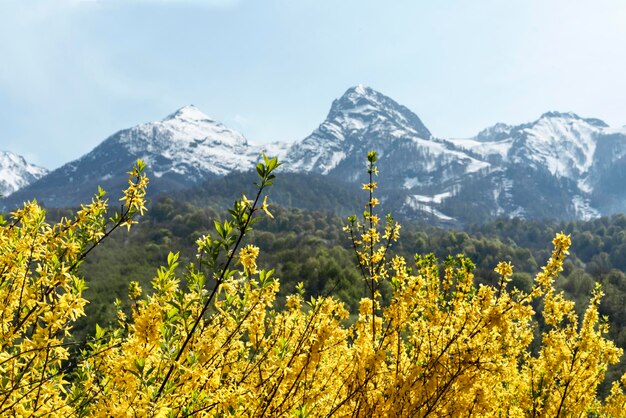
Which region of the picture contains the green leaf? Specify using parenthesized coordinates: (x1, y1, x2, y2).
(214, 220, 224, 238)
(167, 251, 179, 267)
(167, 306, 179, 319)
(223, 221, 233, 236)
(136, 159, 146, 171)
(95, 324, 105, 340)
(134, 358, 145, 373)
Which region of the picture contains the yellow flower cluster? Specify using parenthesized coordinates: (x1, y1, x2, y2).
(362, 181, 377, 191)
(119, 160, 149, 230)
(128, 280, 142, 300)
(495, 261, 514, 278)
(0, 161, 148, 416)
(239, 244, 260, 274)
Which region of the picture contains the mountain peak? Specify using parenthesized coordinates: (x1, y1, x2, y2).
(284, 85, 436, 175)
(353, 83, 368, 94)
(475, 122, 513, 141)
(346, 83, 375, 97)
(324, 85, 432, 139)
(164, 105, 213, 122)
(337, 84, 382, 106)
(1, 150, 27, 166)
(538, 111, 608, 128)
(0, 151, 48, 197)
(539, 111, 581, 120)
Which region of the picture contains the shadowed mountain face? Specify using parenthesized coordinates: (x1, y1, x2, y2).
(3, 86, 626, 226)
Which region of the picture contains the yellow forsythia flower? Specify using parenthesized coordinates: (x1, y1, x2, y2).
(261, 195, 274, 219)
(129, 281, 142, 300)
(239, 244, 260, 274)
(494, 261, 513, 278)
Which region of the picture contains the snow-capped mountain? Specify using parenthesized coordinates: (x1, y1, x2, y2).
(279, 88, 626, 224)
(0, 151, 48, 197)
(283, 85, 489, 193)
(284, 84, 432, 174)
(110, 104, 262, 179)
(3, 105, 282, 208)
(132, 106, 250, 174)
(451, 112, 608, 181)
(446, 112, 626, 222)
(4, 85, 626, 225)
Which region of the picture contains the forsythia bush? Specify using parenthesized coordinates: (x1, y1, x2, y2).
(2, 154, 626, 416)
(0, 161, 148, 416)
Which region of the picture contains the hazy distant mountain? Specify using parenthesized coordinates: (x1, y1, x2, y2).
(0, 151, 48, 197)
(4, 86, 626, 226)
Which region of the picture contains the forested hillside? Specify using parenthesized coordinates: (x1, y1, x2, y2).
(79, 197, 626, 320)
(73, 182, 626, 315)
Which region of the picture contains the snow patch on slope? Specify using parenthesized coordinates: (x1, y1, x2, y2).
(448, 138, 513, 160)
(572, 195, 600, 221)
(408, 137, 490, 175)
(516, 113, 598, 178)
(404, 194, 455, 221)
(408, 192, 454, 204)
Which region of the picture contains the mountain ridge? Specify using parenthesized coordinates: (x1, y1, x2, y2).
(3, 85, 626, 225)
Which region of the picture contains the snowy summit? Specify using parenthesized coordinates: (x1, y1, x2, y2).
(0, 151, 48, 197)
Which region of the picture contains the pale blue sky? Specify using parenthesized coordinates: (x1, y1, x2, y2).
(1, 0, 625, 169)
